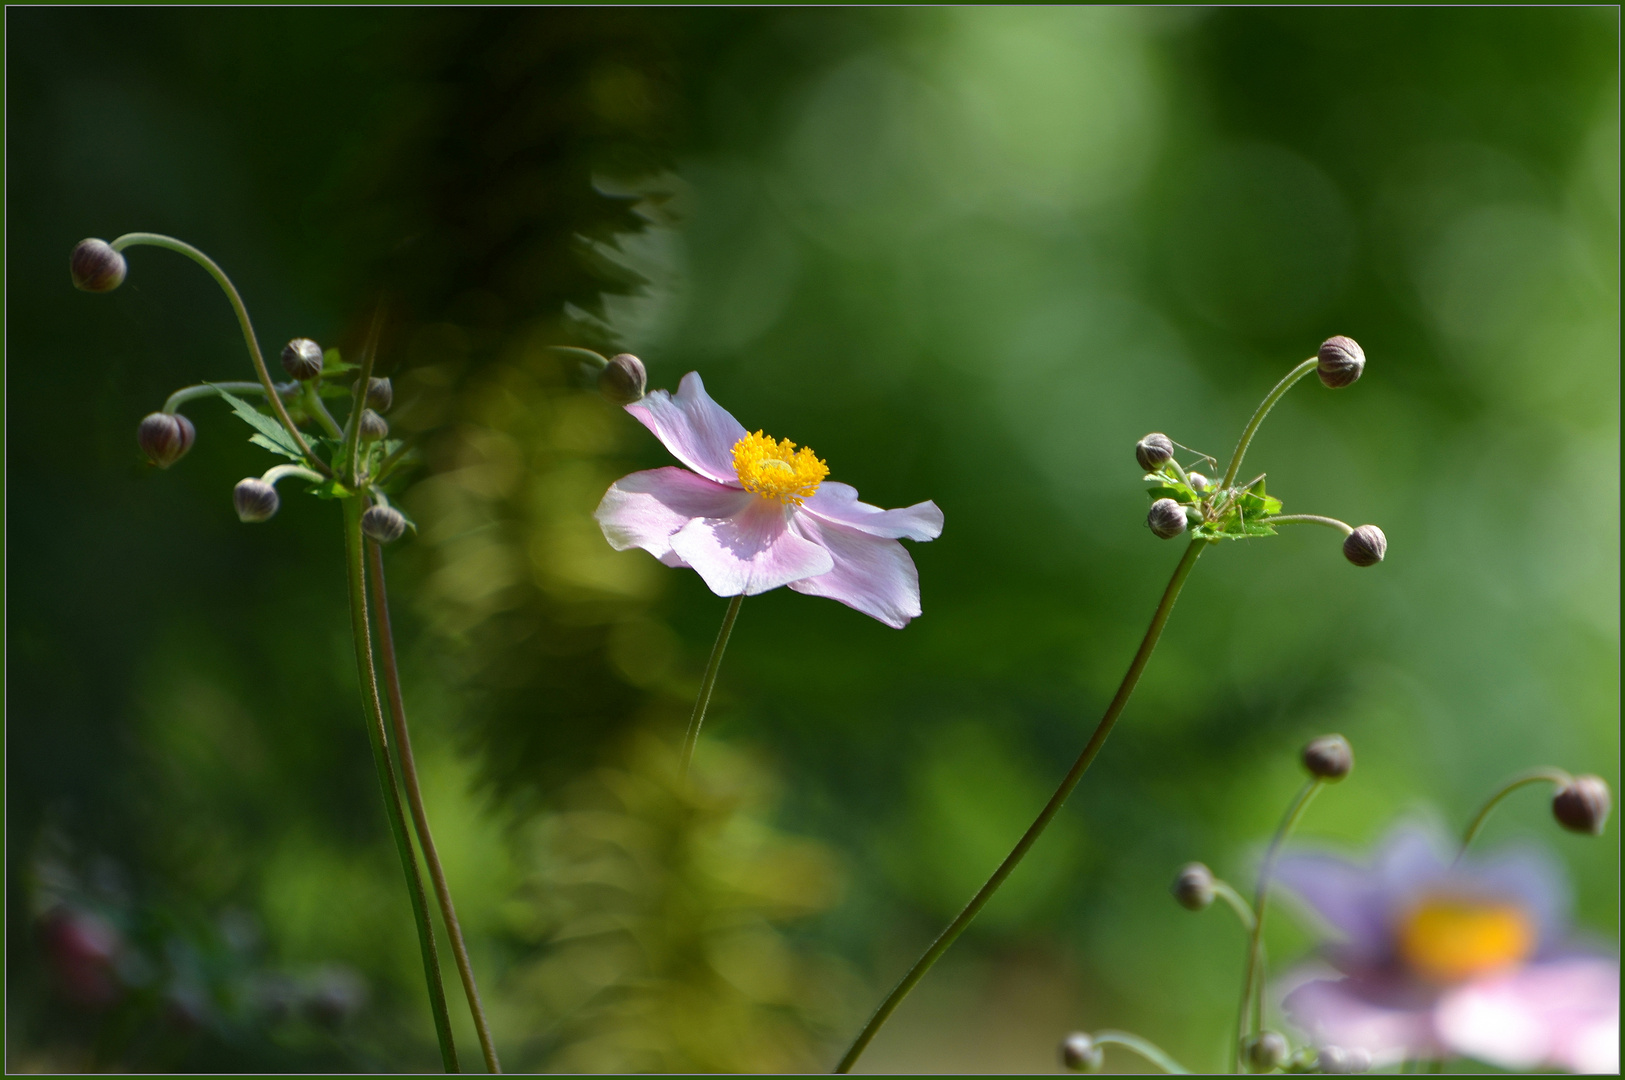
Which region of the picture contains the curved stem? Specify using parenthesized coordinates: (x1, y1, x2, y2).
(680, 593, 744, 783)
(1235, 778, 1323, 1073)
(1456, 767, 1573, 864)
(110, 233, 327, 474)
(835, 538, 1210, 1073)
(1262, 514, 1353, 535)
(304, 380, 344, 439)
(343, 306, 386, 487)
(1219, 358, 1317, 490)
(1211, 878, 1258, 933)
(368, 542, 502, 1074)
(342, 498, 460, 1072)
(1092, 1031, 1194, 1075)
(162, 381, 285, 414)
(260, 464, 325, 486)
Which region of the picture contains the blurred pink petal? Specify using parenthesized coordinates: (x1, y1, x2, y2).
(802, 482, 944, 541)
(596, 467, 752, 562)
(624, 372, 746, 484)
(1283, 977, 1443, 1067)
(789, 515, 922, 628)
(669, 497, 835, 597)
(1436, 957, 1619, 1074)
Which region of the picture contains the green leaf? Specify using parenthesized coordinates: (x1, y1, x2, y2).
(308, 478, 354, 500)
(248, 433, 304, 461)
(213, 385, 306, 459)
(1147, 480, 1197, 503)
(321, 347, 356, 375)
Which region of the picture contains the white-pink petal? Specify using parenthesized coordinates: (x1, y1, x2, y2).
(624, 372, 748, 486)
(669, 496, 834, 597)
(595, 467, 753, 562)
(1281, 977, 1441, 1067)
(787, 512, 923, 629)
(1436, 958, 1620, 1074)
(802, 481, 944, 541)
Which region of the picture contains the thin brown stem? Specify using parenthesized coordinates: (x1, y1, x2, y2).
(368, 541, 502, 1073)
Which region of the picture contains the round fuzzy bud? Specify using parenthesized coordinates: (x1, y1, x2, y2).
(137, 412, 196, 469)
(358, 409, 389, 442)
(233, 478, 279, 523)
(70, 238, 127, 292)
(1342, 525, 1387, 567)
(1317, 336, 1365, 389)
(353, 376, 393, 413)
(1552, 775, 1611, 836)
(1242, 1031, 1289, 1074)
(1135, 432, 1175, 472)
(361, 505, 407, 544)
(1302, 735, 1354, 782)
(598, 353, 647, 405)
(1188, 472, 1211, 491)
(1171, 862, 1216, 911)
(1060, 1032, 1103, 1073)
(280, 338, 324, 381)
(1148, 498, 1189, 540)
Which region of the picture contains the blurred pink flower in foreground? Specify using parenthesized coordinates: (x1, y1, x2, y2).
(595, 373, 943, 628)
(1276, 825, 1618, 1073)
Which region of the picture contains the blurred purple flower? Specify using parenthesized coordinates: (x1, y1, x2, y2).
(1276, 825, 1618, 1073)
(595, 372, 943, 628)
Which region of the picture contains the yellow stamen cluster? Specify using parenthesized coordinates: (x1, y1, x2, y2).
(732, 430, 829, 505)
(1398, 896, 1534, 983)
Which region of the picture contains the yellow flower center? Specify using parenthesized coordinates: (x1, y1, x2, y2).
(1397, 896, 1534, 984)
(731, 430, 829, 505)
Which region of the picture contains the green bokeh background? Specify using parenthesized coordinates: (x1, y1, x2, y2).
(7, 8, 1617, 1073)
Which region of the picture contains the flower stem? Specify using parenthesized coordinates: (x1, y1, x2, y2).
(368, 541, 503, 1074)
(162, 381, 285, 414)
(680, 593, 744, 783)
(260, 464, 325, 486)
(342, 498, 460, 1072)
(1235, 778, 1323, 1073)
(1211, 878, 1258, 933)
(1092, 1031, 1194, 1074)
(1261, 514, 1353, 535)
(1455, 767, 1573, 864)
(1219, 358, 1318, 490)
(343, 305, 385, 487)
(304, 380, 344, 439)
(109, 233, 327, 475)
(834, 538, 1210, 1074)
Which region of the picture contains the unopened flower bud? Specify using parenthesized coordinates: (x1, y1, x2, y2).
(1171, 862, 1215, 911)
(358, 409, 388, 442)
(137, 412, 196, 469)
(1317, 1045, 1370, 1073)
(1148, 498, 1188, 539)
(1060, 1032, 1103, 1073)
(1283, 1047, 1320, 1073)
(597, 353, 647, 405)
(233, 478, 279, 523)
(1135, 433, 1175, 472)
(1188, 472, 1211, 491)
(1302, 735, 1354, 781)
(280, 338, 324, 381)
(70, 238, 127, 292)
(1342, 525, 1386, 567)
(354, 376, 393, 413)
(1243, 1031, 1289, 1073)
(361, 505, 406, 544)
(1317, 336, 1365, 389)
(1552, 775, 1611, 836)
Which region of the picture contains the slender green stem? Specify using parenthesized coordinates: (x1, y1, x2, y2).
(342, 499, 460, 1072)
(343, 306, 386, 487)
(261, 464, 325, 486)
(304, 381, 344, 439)
(1235, 778, 1323, 1073)
(109, 233, 327, 474)
(1092, 1031, 1193, 1074)
(162, 381, 283, 414)
(368, 541, 502, 1074)
(1219, 358, 1317, 490)
(1456, 768, 1573, 864)
(680, 593, 744, 783)
(376, 433, 422, 480)
(835, 538, 1210, 1074)
(1211, 879, 1258, 933)
(1262, 514, 1353, 535)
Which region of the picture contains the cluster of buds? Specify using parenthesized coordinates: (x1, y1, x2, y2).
(1134, 336, 1386, 567)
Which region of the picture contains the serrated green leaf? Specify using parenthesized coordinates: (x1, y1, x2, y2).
(213, 385, 306, 459)
(1147, 481, 1196, 503)
(321, 348, 357, 375)
(248, 432, 304, 461)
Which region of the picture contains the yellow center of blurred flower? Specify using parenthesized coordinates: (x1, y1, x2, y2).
(732, 430, 829, 505)
(1397, 896, 1534, 983)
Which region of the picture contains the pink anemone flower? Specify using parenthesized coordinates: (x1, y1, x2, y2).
(1275, 825, 1618, 1073)
(594, 373, 943, 628)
